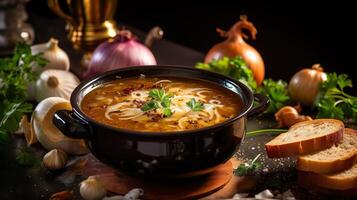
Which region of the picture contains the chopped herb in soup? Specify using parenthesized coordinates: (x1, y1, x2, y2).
(81, 77, 242, 132)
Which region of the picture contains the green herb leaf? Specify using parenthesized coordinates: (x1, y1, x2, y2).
(0, 43, 46, 141)
(142, 89, 173, 116)
(16, 147, 40, 167)
(233, 154, 262, 176)
(316, 73, 357, 122)
(161, 95, 171, 108)
(141, 101, 160, 111)
(256, 79, 290, 113)
(196, 57, 291, 114)
(149, 89, 165, 101)
(186, 98, 204, 111)
(196, 56, 257, 90)
(246, 129, 287, 138)
(162, 107, 173, 117)
(0, 130, 10, 143)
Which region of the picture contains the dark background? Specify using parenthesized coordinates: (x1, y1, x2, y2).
(27, 0, 356, 86)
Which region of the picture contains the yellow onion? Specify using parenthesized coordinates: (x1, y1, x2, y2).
(204, 15, 265, 85)
(288, 64, 327, 106)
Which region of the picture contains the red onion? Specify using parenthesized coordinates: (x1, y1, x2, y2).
(85, 30, 157, 78)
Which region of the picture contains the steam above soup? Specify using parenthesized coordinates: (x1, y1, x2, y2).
(81, 76, 242, 132)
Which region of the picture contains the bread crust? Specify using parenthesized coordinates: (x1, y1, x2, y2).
(297, 128, 357, 174)
(265, 119, 344, 158)
(298, 170, 357, 191)
(298, 172, 357, 197)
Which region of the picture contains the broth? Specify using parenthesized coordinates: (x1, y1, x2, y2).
(81, 77, 243, 132)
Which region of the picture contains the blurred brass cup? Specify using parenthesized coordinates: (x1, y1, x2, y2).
(48, 0, 118, 67)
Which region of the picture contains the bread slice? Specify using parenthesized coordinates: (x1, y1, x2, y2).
(298, 162, 357, 190)
(297, 128, 357, 174)
(265, 119, 344, 158)
(298, 172, 357, 197)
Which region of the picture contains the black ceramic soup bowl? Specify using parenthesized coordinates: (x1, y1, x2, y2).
(53, 66, 269, 177)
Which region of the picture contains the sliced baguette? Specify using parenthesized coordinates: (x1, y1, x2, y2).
(297, 128, 357, 174)
(297, 162, 357, 190)
(265, 119, 344, 158)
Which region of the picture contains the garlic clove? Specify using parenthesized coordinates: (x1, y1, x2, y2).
(32, 97, 88, 155)
(23, 115, 38, 145)
(35, 69, 79, 102)
(43, 149, 67, 170)
(80, 176, 107, 200)
(31, 38, 70, 72)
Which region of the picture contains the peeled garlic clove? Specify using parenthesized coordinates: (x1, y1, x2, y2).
(43, 149, 67, 170)
(35, 69, 80, 102)
(124, 188, 144, 199)
(80, 176, 106, 200)
(32, 97, 88, 155)
(255, 189, 274, 199)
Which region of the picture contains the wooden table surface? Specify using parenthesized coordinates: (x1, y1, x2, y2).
(0, 13, 354, 200)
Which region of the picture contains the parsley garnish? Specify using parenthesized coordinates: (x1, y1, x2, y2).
(233, 154, 262, 176)
(0, 43, 47, 142)
(141, 89, 173, 117)
(149, 89, 166, 101)
(186, 98, 204, 111)
(162, 107, 173, 117)
(315, 73, 357, 122)
(141, 101, 160, 111)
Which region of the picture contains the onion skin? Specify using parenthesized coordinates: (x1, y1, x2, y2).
(204, 15, 265, 85)
(85, 30, 157, 78)
(288, 64, 327, 106)
(275, 105, 312, 128)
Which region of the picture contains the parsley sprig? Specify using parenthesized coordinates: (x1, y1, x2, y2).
(257, 79, 291, 113)
(141, 89, 174, 117)
(196, 57, 257, 90)
(186, 98, 204, 111)
(0, 43, 47, 142)
(233, 154, 262, 176)
(316, 73, 357, 122)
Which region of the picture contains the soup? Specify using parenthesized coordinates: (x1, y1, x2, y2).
(81, 76, 242, 132)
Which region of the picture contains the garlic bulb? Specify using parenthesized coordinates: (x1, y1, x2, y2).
(80, 176, 106, 200)
(32, 97, 88, 155)
(43, 149, 67, 170)
(31, 38, 70, 72)
(35, 69, 79, 102)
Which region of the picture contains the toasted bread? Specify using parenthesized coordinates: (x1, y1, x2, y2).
(265, 119, 344, 158)
(298, 162, 357, 191)
(298, 172, 357, 197)
(297, 128, 357, 174)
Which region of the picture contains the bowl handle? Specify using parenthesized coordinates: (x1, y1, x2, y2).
(247, 93, 270, 117)
(53, 110, 89, 139)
